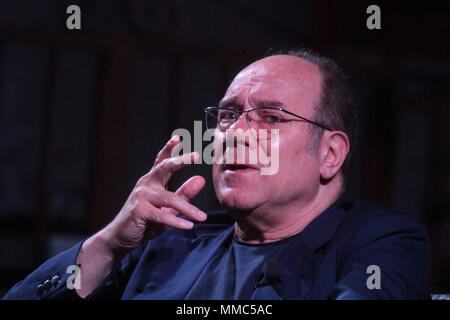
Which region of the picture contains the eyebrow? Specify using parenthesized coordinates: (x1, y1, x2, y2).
(218, 97, 238, 108)
(252, 99, 286, 109)
(218, 97, 287, 110)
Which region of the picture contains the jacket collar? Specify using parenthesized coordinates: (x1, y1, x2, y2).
(298, 199, 352, 252)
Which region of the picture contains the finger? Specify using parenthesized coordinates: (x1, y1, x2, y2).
(139, 201, 194, 231)
(153, 135, 180, 167)
(150, 152, 199, 187)
(153, 210, 195, 230)
(147, 189, 206, 222)
(142, 206, 194, 231)
(140, 152, 198, 187)
(158, 175, 205, 218)
(159, 206, 178, 217)
(175, 176, 206, 201)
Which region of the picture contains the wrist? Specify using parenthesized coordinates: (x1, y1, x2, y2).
(79, 229, 117, 263)
(93, 226, 134, 262)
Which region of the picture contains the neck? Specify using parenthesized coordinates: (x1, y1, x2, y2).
(233, 177, 343, 244)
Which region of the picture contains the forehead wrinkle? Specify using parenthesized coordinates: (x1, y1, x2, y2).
(219, 96, 236, 108)
(222, 55, 323, 118)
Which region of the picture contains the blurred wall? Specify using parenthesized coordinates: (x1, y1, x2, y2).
(0, 0, 448, 295)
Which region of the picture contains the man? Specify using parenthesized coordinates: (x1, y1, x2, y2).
(3, 48, 430, 299)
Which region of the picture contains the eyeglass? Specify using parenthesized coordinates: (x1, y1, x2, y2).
(203, 106, 333, 131)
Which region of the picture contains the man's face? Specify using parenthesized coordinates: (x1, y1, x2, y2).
(212, 55, 324, 213)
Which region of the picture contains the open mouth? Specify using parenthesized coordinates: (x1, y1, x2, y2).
(223, 164, 257, 171)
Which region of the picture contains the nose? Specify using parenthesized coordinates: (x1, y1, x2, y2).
(228, 111, 248, 131)
(225, 112, 253, 151)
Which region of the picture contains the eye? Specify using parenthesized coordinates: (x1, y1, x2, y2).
(263, 114, 282, 123)
(218, 110, 236, 121)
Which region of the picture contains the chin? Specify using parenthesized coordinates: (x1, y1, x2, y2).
(215, 187, 261, 212)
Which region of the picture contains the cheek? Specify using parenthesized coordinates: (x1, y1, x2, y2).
(278, 135, 319, 176)
(212, 165, 221, 186)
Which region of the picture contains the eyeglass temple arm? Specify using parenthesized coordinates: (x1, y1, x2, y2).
(273, 108, 333, 131)
(204, 106, 333, 131)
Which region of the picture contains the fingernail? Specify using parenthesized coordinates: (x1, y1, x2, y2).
(198, 211, 207, 221)
(181, 219, 194, 228)
(171, 135, 180, 143)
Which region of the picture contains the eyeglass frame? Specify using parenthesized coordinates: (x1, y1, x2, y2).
(203, 106, 333, 131)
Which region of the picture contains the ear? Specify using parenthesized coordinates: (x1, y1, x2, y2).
(319, 131, 350, 180)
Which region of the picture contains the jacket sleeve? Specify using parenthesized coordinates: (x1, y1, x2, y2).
(327, 213, 431, 300)
(2, 241, 85, 300)
(2, 240, 147, 300)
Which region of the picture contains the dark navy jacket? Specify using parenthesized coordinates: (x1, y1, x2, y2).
(2, 199, 431, 300)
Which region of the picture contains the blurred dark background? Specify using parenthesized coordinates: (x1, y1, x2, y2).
(0, 0, 448, 296)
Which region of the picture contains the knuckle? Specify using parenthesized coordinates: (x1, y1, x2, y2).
(128, 199, 143, 216)
(145, 210, 162, 225)
(153, 213, 165, 225)
(154, 153, 162, 164)
(133, 186, 147, 199)
(165, 192, 178, 205)
(159, 158, 171, 168)
(136, 175, 147, 185)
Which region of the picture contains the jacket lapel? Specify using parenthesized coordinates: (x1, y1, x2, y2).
(266, 201, 350, 299)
